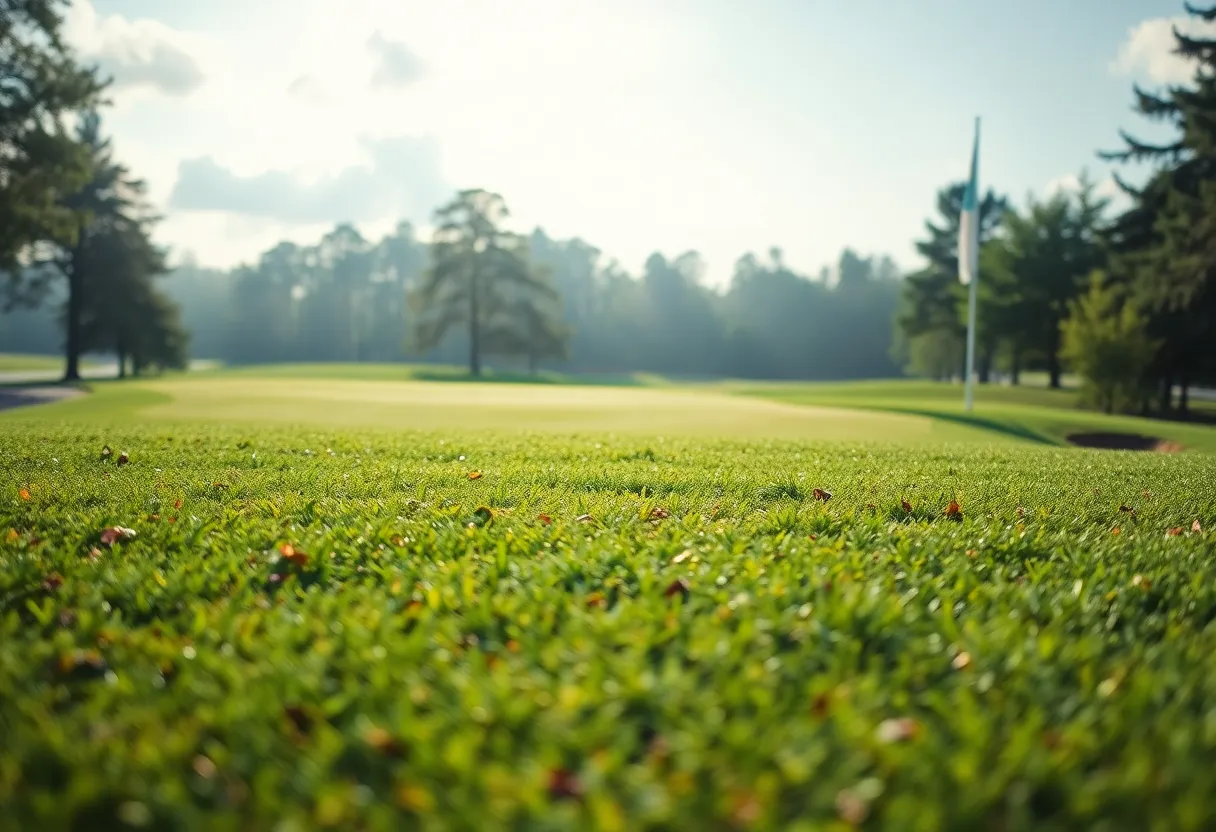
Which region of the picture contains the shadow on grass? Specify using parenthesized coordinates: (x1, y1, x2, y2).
(870, 406, 1059, 446)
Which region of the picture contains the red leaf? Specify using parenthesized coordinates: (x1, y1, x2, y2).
(547, 768, 582, 800)
(812, 488, 832, 502)
(648, 506, 671, 520)
(663, 578, 691, 600)
(900, 498, 912, 514)
(538, 513, 552, 525)
(945, 500, 962, 519)
(467, 471, 483, 481)
(116, 452, 129, 466)
(1166, 527, 1182, 537)
(279, 543, 310, 566)
(173, 499, 183, 510)
(18, 487, 31, 501)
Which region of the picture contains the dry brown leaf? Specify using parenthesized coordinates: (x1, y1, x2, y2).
(1193, 519, 1203, 533)
(546, 768, 582, 800)
(663, 578, 691, 600)
(945, 500, 962, 519)
(1119, 504, 1134, 513)
(173, 499, 183, 510)
(538, 513, 552, 525)
(467, 470, 483, 481)
(117, 452, 129, 466)
(279, 543, 310, 566)
(18, 487, 31, 501)
(812, 488, 832, 502)
(952, 651, 972, 670)
(1111, 526, 1121, 535)
(1166, 527, 1182, 537)
(900, 498, 912, 514)
(1132, 574, 1151, 590)
(648, 506, 671, 520)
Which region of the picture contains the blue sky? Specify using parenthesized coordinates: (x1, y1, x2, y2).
(72, 0, 1201, 284)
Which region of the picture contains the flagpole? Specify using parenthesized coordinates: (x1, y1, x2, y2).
(964, 257, 977, 412)
(963, 116, 980, 413)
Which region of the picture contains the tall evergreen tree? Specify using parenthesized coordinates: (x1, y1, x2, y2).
(411, 189, 558, 375)
(1, 0, 105, 273)
(1100, 1, 1216, 412)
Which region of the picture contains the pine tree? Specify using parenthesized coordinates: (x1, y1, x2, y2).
(411, 190, 563, 375)
(1100, 2, 1216, 412)
(1, 0, 105, 272)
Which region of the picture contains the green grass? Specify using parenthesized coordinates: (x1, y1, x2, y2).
(731, 379, 1216, 453)
(0, 353, 74, 373)
(4, 371, 1216, 829)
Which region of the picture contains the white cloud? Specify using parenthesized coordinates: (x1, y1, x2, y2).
(1111, 15, 1216, 85)
(64, 0, 208, 96)
(368, 32, 426, 89)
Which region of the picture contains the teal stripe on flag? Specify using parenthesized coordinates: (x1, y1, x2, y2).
(962, 119, 980, 212)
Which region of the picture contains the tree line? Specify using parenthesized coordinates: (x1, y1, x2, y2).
(897, 2, 1216, 416)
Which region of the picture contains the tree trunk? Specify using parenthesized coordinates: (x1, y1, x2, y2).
(117, 350, 127, 379)
(1047, 352, 1061, 389)
(1010, 348, 1021, 386)
(1179, 374, 1190, 415)
(1159, 373, 1174, 414)
(528, 351, 537, 375)
(978, 346, 992, 384)
(63, 256, 83, 382)
(468, 278, 481, 377)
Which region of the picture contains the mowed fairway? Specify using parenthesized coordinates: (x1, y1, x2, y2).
(3, 370, 1216, 829)
(4, 374, 999, 444)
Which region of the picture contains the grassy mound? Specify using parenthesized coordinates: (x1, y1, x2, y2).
(3, 422, 1215, 829)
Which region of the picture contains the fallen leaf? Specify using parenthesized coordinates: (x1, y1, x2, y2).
(671, 549, 692, 564)
(506, 639, 520, 653)
(901, 498, 912, 514)
(1193, 519, 1203, 533)
(538, 513, 552, 525)
(585, 591, 606, 609)
(648, 506, 670, 520)
(471, 506, 494, 526)
(1167, 527, 1182, 537)
(100, 446, 113, 461)
(836, 788, 870, 826)
(18, 487, 30, 501)
(5, 528, 18, 543)
(1119, 504, 1134, 513)
(875, 717, 921, 744)
(575, 513, 594, 524)
(173, 499, 183, 510)
(284, 705, 313, 736)
(1111, 526, 1121, 535)
(363, 725, 406, 758)
(812, 488, 832, 502)
(117, 452, 129, 466)
(41, 573, 64, 592)
(192, 755, 217, 780)
(279, 543, 310, 566)
(467, 471, 483, 481)
(811, 692, 831, 718)
(546, 768, 582, 800)
(100, 526, 137, 546)
(1132, 574, 1151, 590)
(57, 649, 108, 680)
(59, 609, 77, 628)
(663, 578, 691, 600)
(952, 652, 972, 670)
(945, 500, 962, 519)
(1016, 506, 1025, 518)
(212, 482, 229, 490)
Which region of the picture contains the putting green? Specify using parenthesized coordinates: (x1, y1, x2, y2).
(5, 375, 1005, 444)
